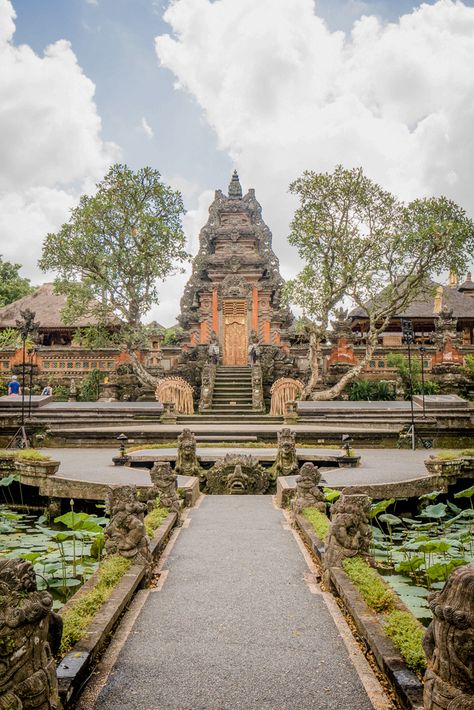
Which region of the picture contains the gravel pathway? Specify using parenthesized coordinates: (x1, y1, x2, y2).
(94, 496, 378, 710)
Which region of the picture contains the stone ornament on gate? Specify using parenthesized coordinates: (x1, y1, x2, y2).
(105, 485, 152, 571)
(291, 463, 326, 518)
(175, 428, 202, 477)
(323, 493, 371, 578)
(273, 427, 299, 477)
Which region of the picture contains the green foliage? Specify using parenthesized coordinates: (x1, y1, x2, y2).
(348, 379, 395, 401)
(144, 498, 169, 537)
(79, 368, 104, 402)
(51, 384, 70, 401)
(431, 451, 462, 461)
(39, 164, 189, 349)
(60, 555, 131, 654)
(16, 449, 51, 462)
(72, 326, 121, 349)
(387, 352, 439, 398)
(0, 256, 33, 307)
(342, 556, 396, 612)
(384, 610, 426, 674)
(463, 354, 474, 379)
(302, 508, 330, 540)
(323, 487, 341, 503)
(162, 326, 182, 346)
(0, 327, 34, 350)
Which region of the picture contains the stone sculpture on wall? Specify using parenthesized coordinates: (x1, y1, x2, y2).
(291, 462, 326, 518)
(203, 454, 272, 494)
(422, 562, 474, 710)
(147, 462, 180, 516)
(175, 428, 202, 477)
(0, 558, 62, 710)
(324, 493, 371, 573)
(251, 363, 265, 412)
(273, 427, 299, 477)
(105, 485, 152, 570)
(198, 363, 216, 412)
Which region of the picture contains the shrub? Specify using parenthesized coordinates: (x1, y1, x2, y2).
(144, 498, 170, 537)
(348, 379, 395, 401)
(60, 555, 131, 654)
(342, 556, 395, 612)
(79, 368, 104, 401)
(432, 451, 462, 461)
(302, 508, 330, 541)
(384, 610, 426, 674)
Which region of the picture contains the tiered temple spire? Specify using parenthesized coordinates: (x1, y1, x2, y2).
(228, 170, 243, 199)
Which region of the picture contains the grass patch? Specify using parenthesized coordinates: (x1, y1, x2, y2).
(342, 556, 396, 613)
(461, 448, 474, 457)
(59, 555, 131, 655)
(144, 499, 170, 537)
(302, 508, 330, 541)
(384, 610, 426, 674)
(15, 449, 51, 462)
(431, 450, 462, 461)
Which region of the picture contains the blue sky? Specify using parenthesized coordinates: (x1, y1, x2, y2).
(2, 0, 474, 324)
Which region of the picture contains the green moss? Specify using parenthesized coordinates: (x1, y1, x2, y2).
(384, 610, 426, 674)
(60, 555, 131, 655)
(342, 556, 395, 612)
(302, 508, 330, 541)
(16, 449, 51, 462)
(460, 448, 474, 457)
(144, 501, 169, 537)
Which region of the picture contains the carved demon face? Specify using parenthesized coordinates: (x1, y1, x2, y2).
(226, 465, 250, 494)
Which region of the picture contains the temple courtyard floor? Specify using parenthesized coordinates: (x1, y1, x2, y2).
(79, 496, 392, 710)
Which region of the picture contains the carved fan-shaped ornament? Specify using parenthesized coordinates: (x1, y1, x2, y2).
(155, 377, 194, 414)
(270, 377, 304, 415)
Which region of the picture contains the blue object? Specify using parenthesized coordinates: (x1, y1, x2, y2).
(8, 380, 20, 395)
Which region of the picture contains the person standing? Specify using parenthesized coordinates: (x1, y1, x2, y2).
(7, 375, 21, 396)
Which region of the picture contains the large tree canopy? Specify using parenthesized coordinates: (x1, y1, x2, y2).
(39, 164, 188, 381)
(285, 165, 474, 399)
(0, 256, 32, 307)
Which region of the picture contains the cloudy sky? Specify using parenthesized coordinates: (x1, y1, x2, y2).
(1, 0, 474, 325)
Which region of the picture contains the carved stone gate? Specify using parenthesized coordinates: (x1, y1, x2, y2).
(223, 300, 247, 365)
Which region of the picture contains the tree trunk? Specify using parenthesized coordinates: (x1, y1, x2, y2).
(309, 339, 377, 401)
(302, 330, 321, 400)
(128, 350, 160, 389)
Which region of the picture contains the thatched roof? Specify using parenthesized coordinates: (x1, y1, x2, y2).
(0, 283, 104, 330)
(350, 279, 474, 321)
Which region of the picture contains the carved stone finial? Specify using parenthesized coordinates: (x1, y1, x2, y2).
(105, 485, 152, 569)
(228, 170, 243, 199)
(273, 428, 299, 477)
(291, 462, 325, 518)
(422, 563, 474, 710)
(175, 428, 201, 477)
(148, 462, 180, 516)
(0, 559, 62, 709)
(324, 493, 371, 573)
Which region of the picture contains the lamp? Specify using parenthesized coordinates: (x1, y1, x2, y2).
(113, 433, 129, 466)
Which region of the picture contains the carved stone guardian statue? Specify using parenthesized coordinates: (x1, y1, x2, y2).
(324, 493, 371, 574)
(423, 562, 474, 710)
(105, 485, 152, 570)
(147, 462, 181, 516)
(0, 559, 62, 709)
(291, 462, 326, 518)
(175, 428, 201, 477)
(273, 428, 299, 477)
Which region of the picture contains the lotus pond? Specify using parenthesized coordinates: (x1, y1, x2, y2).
(370, 484, 474, 624)
(0, 498, 107, 610)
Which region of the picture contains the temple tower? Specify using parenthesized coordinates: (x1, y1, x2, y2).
(178, 172, 292, 364)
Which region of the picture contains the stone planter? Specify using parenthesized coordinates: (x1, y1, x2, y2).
(424, 458, 463, 477)
(14, 459, 60, 477)
(460, 455, 474, 472)
(0, 452, 17, 474)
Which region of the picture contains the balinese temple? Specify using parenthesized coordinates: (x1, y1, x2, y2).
(178, 171, 293, 364)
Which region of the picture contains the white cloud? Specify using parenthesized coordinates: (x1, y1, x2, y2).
(84, 0, 98, 5)
(156, 0, 474, 279)
(141, 116, 154, 138)
(0, 0, 119, 281)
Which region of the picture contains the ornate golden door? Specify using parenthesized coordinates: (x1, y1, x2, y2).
(223, 300, 247, 365)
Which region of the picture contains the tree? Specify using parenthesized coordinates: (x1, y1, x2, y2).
(39, 164, 188, 384)
(285, 166, 474, 400)
(0, 256, 32, 307)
